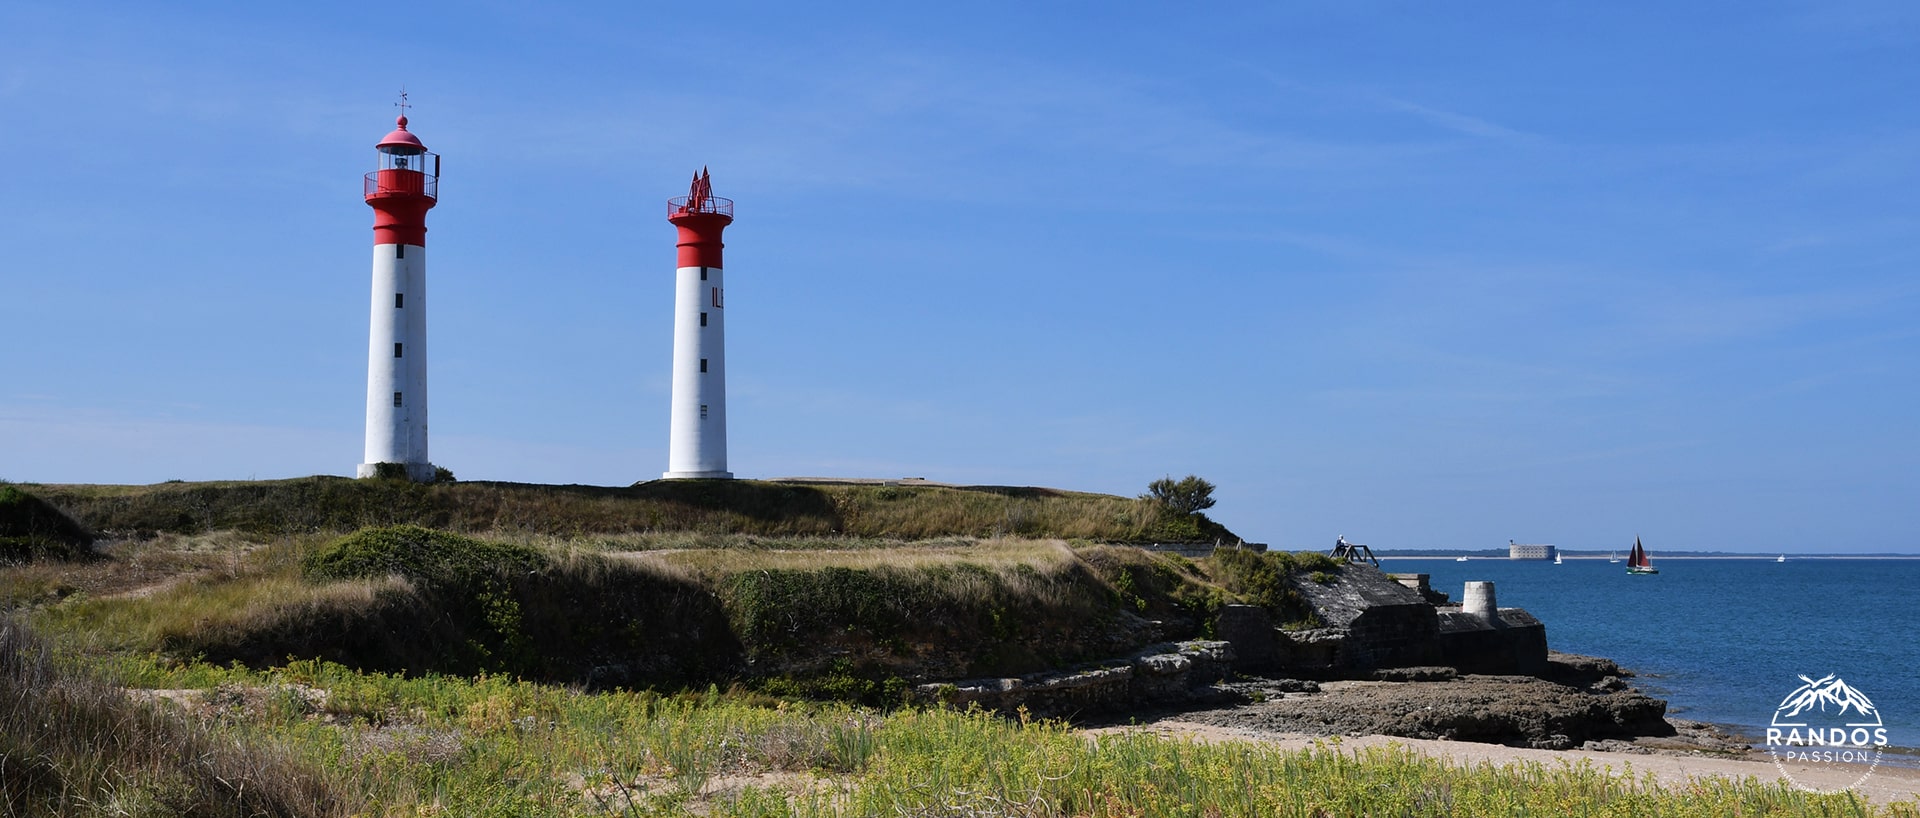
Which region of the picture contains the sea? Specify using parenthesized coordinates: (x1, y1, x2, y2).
(1377, 556, 1920, 752)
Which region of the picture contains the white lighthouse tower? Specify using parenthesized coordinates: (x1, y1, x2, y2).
(356, 106, 440, 482)
(663, 169, 735, 479)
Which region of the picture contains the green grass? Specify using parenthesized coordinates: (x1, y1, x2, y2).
(8, 523, 1919, 816)
(9, 620, 1916, 817)
(6, 481, 1915, 814)
(27, 528, 1353, 701)
(33, 534, 1178, 693)
(0, 616, 347, 816)
(21, 476, 1238, 543)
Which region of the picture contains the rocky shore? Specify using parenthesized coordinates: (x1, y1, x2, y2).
(922, 562, 1747, 756)
(1181, 656, 1737, 752)
(1010, 647, 1747, 755)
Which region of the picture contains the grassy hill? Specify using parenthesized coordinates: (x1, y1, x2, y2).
(2, 477, 1266, 695)
(23, 476, 1238, 543)
(1, 480, 1898, 816)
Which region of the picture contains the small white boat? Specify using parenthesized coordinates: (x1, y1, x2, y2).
(1608, 552, 1620, 564)
(1554, 553, 1564, 565)
(1777, 555, 1786, 563)
(1455, 556, 1469, 562)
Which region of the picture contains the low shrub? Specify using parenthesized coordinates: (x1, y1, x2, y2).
(303, 524, 547, 585)
(0, 486, 95, 563)
(1208, 548, 1327, 626)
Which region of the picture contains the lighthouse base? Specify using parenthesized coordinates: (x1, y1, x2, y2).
(358, 462, 439, 483)
(662, 470, 734, 480)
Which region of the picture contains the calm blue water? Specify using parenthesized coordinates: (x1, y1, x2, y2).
(1379, 557, 1920, 748)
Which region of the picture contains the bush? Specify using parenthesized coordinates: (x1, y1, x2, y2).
(365, 462, 412, 481)
(1207, 549, 1324, 627)
(301, 526, 551, 671)
(0, 486, 95, 563)
(303, 524, 546, 585)
(1144, 475, 1216, 515)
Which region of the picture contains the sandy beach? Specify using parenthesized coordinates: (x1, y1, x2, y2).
(1104, 717, 1920, 805)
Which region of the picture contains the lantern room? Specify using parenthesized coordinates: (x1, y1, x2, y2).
(365, 115, 440, 201)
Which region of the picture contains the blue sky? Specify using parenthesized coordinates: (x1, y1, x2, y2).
(2, 2, 1914, 552)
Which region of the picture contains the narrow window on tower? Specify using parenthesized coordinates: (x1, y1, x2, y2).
(394, 343, 403, 358)
(394, 392, 403, 407)
(700, 312, 707, 327)
(700, 404, 708, 419)
(395, 293, 404, 309)
(700, 358, 708, 373)
(396, 244, 405, 259)
(700, 268, 708, 281)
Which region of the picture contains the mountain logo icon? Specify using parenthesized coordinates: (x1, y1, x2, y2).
(1772, 674, 1882, 728)
(1764, 673, 1890, 793)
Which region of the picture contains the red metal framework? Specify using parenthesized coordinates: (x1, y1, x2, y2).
(668, 167, 732, 217)
(668, 195, 733, 218)
(365, 170, 439, 200)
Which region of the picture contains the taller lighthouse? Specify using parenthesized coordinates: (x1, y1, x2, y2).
(663, 169, 735, 479)
(356, 110, 440, 482)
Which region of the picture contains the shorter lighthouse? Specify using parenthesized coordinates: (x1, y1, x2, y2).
(663, 169, 735, 479)
(357, 108, 440, 481)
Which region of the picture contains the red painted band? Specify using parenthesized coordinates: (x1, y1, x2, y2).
(367, 168, 437, 247)
(670, 210, 731, 269)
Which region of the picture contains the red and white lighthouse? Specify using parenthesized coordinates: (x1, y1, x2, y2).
(663, 169, 735, 479)
(356, 110, 440, 482)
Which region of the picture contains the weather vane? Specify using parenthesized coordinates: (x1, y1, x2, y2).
(395, 89, 411, 117)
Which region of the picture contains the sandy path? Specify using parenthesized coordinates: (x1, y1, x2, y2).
(1102, 719, 1920, 805)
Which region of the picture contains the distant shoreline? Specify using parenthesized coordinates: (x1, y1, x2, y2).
(1379, 555, 1920, 560)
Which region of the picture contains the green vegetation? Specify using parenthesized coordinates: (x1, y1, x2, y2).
(361, 461, 457, 483)
(1138, 473, 1235, 542)
(8, 480, 1913, 814)
(0, 485, 95, 563)
(0, 616, 343, 816)
(303, 523, 547, 583)
(1144, 473, 1216, 515)
(32, 529, 1329, 696)
(5, 615, 1913, 816)
(24, 477, 1237, 542)
(1209, 547, 1339, 627)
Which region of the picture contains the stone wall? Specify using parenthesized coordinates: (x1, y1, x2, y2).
(1281, 564, 1442, 672)
(1436, 608, 1548, 675)
(1212, 568, 1547, 680)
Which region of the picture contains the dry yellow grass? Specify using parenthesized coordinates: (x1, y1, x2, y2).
(634, 537, 1078, 577)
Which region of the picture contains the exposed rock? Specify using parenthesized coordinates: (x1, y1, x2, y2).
(1215, 678, 1320, 701)
(1369, 666, 1456, 682)
(914, 640, 1236, 717)
(1581, 738, 1655, 754)
(1638, 718, 1752, 755)
(1176, 674, 1673, 747)
(1543, 651, 1631, 686)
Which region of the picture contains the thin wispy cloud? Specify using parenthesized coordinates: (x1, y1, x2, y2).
(1376, 96, 1544, 144)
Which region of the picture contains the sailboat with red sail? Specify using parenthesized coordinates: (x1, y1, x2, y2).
(1627, 536, 1659, 575)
